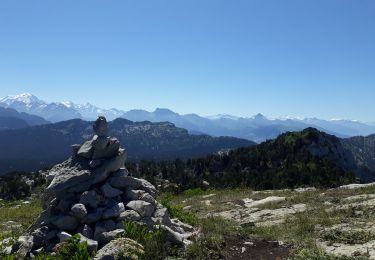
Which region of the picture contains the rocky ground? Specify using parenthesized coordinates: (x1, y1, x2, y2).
(161, 183, 375, 259)
(4, 183, 375, 259)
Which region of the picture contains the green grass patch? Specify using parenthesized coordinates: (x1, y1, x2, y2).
(160, 193, 199, 225)
(321, 229, 375, 245)
(122, 221, 180, 260)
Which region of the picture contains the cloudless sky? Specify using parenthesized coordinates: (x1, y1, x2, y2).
(0, 0, 374, 121)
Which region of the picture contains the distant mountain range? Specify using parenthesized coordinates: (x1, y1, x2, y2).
(0, 118, 254, 175)
(1, 93, 375, 142)
(0, 93, 123, 122)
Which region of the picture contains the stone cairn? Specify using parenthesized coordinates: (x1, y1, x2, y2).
(12, 116, 195, 259)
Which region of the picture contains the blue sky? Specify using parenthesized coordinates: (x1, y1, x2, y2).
(0, 1, 374, 121)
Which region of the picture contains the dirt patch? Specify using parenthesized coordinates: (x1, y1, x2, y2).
(222, 235, 294, 260)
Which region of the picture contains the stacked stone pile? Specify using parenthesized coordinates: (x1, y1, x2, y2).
(12, 117, 195, 258)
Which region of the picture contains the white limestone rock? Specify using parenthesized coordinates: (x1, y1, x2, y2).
(117, 210, 141, 222)
(126, 200, 155, 218)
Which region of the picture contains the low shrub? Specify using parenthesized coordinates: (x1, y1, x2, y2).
(122, 221, 179, 260)
(160, 194, 198, 225)
(320, 229, 375, 245)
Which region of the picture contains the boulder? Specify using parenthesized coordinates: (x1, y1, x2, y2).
(92, 137, 120, 160)
(103, 202, 125, 219)
(71, 203, 87, 219)
(12, 235, 34, 258)
(51, 215, 79, 231)
(126, 200, 155, 218)
(94, 238, 144, 260)
(82, 208, 104, 224)
(93, 116, 108, 137)
(91, 150, 126, 184)
(77, 140, 94, 159)
(97, 229, 125, 245)
(94, 223, 107, 241)
(140, 193, 156, 205)
(171, 218, 194, 232)
(71, 144, 81, 157)
(112, 168, 129, 178)
(117, 210, 142, 222)
(101, 183, 123, 198)
(125, 188, 145, 201)
(80, 190, 102, 208)
(160, 225, 185, 246)
(82, 224, 94, 239)
(78, 233, 98, 253)
(153, 207, 171, 226)
(110, 176, 156, 198)
(47, 150, 126, 193)
(89, 159, 103, 168)
(101, 220, 116, 231)
(56, 198, 74, 212)
(45, 229, 58, 241)
(31, 226, 49, 248)
(115, 221, 124, 230)
(47, 163, 92, 193)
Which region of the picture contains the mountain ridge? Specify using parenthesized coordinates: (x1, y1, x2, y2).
(1, 93, 375, 142)
(0, 118, 254, 174)
(0, 106, 49, 129)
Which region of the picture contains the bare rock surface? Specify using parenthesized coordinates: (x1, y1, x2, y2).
(241, 196, 286, 208)
(212, 203, 306, 227)
(339, 182, 375, 189)
(94, 238, 144, 260)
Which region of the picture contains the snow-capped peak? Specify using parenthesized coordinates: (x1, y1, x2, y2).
(206, 114, 240, 120)
(60, 101, 75, 108)
(0, 93, 41, 104)
(0, 93, 45, 107)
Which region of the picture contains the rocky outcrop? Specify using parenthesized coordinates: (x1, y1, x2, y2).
(210, 196, 306, 227)
(12, 116, 195, 258)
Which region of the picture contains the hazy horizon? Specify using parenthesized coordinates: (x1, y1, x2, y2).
(0, 1, 374, 121)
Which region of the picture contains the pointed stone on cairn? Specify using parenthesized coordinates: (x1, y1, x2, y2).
(12, 116, 195, 259)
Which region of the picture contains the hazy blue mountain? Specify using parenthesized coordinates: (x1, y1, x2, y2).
(0, 117, 29, 130)
(342, 134, 375, 181)
(302, 118, 375, 137)
(0, 106, 49, 129)
(0, 118, 254, 174)
(122, 109, 375, 142)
